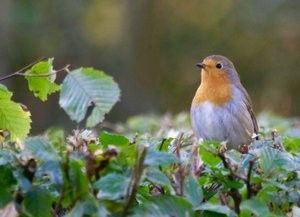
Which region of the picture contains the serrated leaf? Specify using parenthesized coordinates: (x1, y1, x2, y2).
(59, 67, 120, 127)
(0, 84, 31, 140)
(0, 189, 13, 208)
(66, 200, 109, 217)
(99, 131, 136, 165)
(258, 146, 295, 175)
(99, 131, 130, 148)
(184, 176, 203, 208)
(25, 58, 60, 101)
(240, 197, 269, 217)
(199, 142, 221, 167)
(145, 149, 178, 166)
(146, 167, 171, 186)
(94, 173, 130, 200)
(132, 195, 194, 217)
(23, 187, 53, 217)
(24, 137, 62, 185)
(195, 203, 237, 217)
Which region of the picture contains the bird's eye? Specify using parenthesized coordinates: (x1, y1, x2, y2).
(216, 63, 223, 69)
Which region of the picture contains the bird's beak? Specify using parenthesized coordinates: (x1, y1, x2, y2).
(196, 62, 206, 69)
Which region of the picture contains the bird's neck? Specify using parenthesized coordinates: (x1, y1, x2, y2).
(192, 72, 232, 106)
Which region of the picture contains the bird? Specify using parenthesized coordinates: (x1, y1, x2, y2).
(190, 55, 258, 149)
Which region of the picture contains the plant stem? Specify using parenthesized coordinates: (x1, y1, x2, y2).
(174, 133, 184, 196)
(24, 64, 70, 77)
(219, 152, 241, 214)
(246, 160, 255, 199)
(0, 57, 46, 82)
(123, 145, 148, 216)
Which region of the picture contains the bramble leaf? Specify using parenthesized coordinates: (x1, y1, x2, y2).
(132, 195, 194, 217)
(94, 173, 130, 200)
(195, 203, 237, 217)
(184, 176, 203, 208)
(146, 167, 171, 186)
(145, 149, 178, 166)
(23, 187, 53, 217)
(240, 197, 269, 217)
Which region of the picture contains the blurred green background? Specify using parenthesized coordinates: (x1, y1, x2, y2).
(0, 0, 299, 133)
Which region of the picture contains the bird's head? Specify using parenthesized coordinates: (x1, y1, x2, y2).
(196, 55, 240, 83)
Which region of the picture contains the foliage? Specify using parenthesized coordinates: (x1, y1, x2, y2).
(0, 84, 31, 140)
(59, 67, 120, 128)
(0, 59, 300, 217)
(25, 58, 60, 101)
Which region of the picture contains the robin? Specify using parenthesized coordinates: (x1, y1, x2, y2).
(191, 55, 258, 149)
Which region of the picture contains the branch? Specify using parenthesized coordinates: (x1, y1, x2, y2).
(123, 145, 148, 216)
(24, 64, 70, 77)
(0, 57, 70, 82)
(0, 57, 46, 82)
(218, 152, 241, 214)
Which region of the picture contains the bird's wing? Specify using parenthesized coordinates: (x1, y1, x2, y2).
(239, 85, 258, 134)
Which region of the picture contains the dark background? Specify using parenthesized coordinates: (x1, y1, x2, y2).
(0, 0, 299, 133)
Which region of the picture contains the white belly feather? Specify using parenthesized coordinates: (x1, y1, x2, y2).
(190, 87, 254, 148)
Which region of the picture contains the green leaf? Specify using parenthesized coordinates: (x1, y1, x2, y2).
(66, 199, 109, 217)
(23, 187, 53, 217)
(25, 58, 60, 101)
(0, 150, 15, 166)
(0, 165, 17, 187)
(240, 197, 269, 217)
(24, 137, 62, 185)
(199, 141, 222, 167)
(184, 176, 203, 208)
(0, 84, 31, 140)
(284, 136, 300, 153)
(223, 179, 244, 189)
(99, 131, 130, 148)
(132, 195, 194, 217)
(68, 159, 90, 197)
(24, 137, 60, 162)
(0, 189, 13, 208)
(195, 203, 237, 217)
(258, 146, 295, 175)
(94, 173, 130, 200)
(59, 67, 120, 127)
(146, 167, 171, 186)
(145, 149, 178, 166)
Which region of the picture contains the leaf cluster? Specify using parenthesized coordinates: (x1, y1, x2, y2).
(0, 59, 300, 217)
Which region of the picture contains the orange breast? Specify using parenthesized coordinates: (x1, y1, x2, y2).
(192, 71, 232, 106)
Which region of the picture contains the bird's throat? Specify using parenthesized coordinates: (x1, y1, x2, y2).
(192, 71, 232, 106)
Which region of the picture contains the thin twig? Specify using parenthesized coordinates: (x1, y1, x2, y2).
(123, 145, 148, 216)
(246, 160, 255, 199)
(174, 133, 184, 196)
(219, 153, 247, 182)
(0, 57, 70, 82)
(191, 141, 203, 178)
(0, 57, 46, 82)
(219, 152, 241, 214)
(24, 64, 70, 77)
(229, 189, 241, 214)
